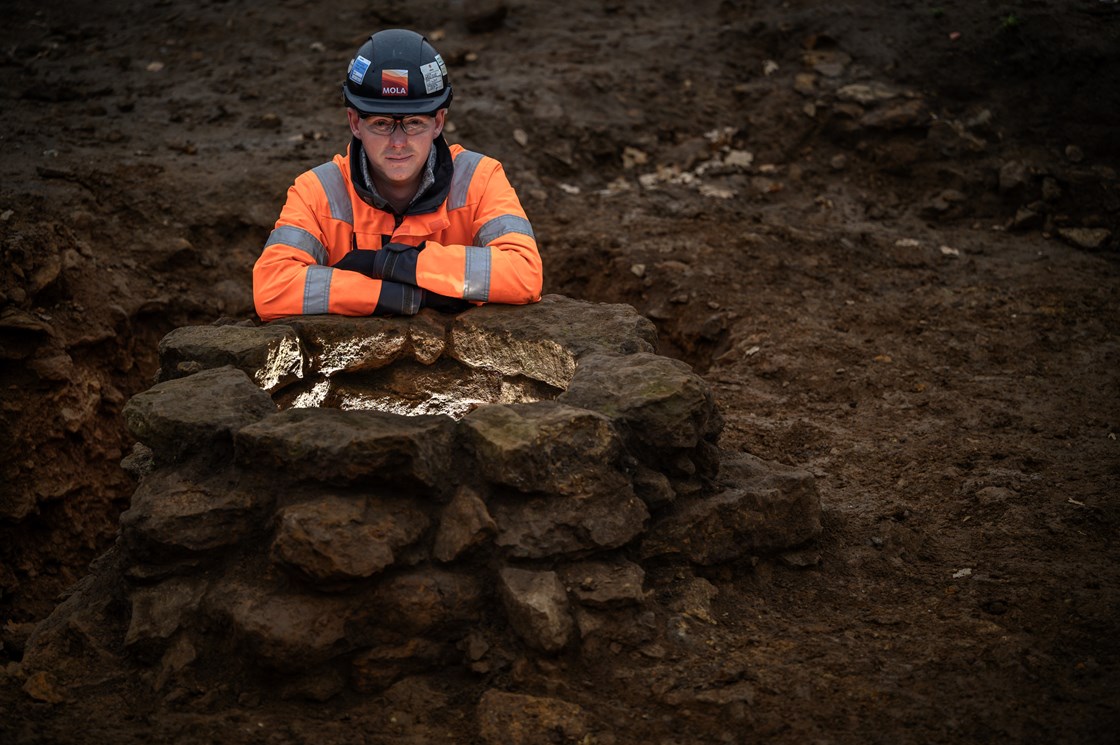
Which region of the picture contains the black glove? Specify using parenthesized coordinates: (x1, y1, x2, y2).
(332, 243, 421, 284)
(331, 249, 378, 276)
(373, 282, 471, 316)
(373, 280, 423, 316)
(371, 242, 421, 285)
(422, 291, 471, 314)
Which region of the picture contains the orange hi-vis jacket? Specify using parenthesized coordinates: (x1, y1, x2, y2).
(253, 136, 542, 321)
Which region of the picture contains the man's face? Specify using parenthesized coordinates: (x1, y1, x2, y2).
(347, 109, 446, 194)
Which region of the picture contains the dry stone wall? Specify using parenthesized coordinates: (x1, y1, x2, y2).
(23, 295, 822, 701)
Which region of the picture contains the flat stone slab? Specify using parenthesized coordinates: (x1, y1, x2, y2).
(271, 496, 430, 583)
(278, 312, 449, 375)
(123, 366, 277, 462)
(560, 352, 721, 450)
(234, 408, 456, 491)
(641, 451, 822, 564)
(158, 324, 303, 392)
(491, 488, 649, 559)
(119, 469, 263, 559)
(462, 401, 625, 497)
(448, 294, 657, 388)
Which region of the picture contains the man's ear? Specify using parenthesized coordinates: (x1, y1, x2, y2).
(432, 109, 446, 138)
(346, 108, 362, 138)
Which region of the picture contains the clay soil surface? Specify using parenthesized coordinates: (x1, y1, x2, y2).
(2, 0, 1119, 742)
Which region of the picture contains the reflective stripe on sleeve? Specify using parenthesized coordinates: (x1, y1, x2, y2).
(312, 162, 354, 224)
(448, 150, 484, 211)
(463, 245, 492, 303)
(474, 214, 535, 246)
(303, 265, 333, 314)
(265, 225, 328, 265)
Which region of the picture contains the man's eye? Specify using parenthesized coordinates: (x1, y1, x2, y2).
(369, 119, 393, 129)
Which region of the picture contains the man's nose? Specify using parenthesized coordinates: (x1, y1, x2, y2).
(388, 126, 409, 146)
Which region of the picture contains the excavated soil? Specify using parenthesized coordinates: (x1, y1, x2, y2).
(1, 0, 1118, 743)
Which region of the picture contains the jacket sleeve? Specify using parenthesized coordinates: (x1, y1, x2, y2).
(253, 170, 392, 321)
(413, 158, 543, 305)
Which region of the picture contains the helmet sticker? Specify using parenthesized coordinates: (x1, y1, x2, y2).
(349, 55, 371, 85)
(420, 61, 443, 94)
(434, 53, 447, 77)
(382, 69, 409, 96)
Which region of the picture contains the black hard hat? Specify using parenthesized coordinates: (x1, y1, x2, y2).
(343, 29, 453, 116)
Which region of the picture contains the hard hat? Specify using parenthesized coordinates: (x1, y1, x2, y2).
(343, 29, 452, 116)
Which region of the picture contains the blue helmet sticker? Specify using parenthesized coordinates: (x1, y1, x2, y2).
(349, 55, 371, 85)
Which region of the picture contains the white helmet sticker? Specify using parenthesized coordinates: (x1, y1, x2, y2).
(434, 53, 447, 77)
(420, 61, 443, 94)
(349, 55, 371, 85)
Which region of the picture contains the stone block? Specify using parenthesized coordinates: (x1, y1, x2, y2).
(124, 578, 207, 655)
(559, 352, 721, 451)
(477, 689, 592, 745)
(449, 294, 657, 388)
(462, 401, 625, 497)
(433, 486, 497, 562)
(270, 496, 429, 584)
(206, 581, 358, 671)
(158, 324, 303, 392)
(498, 567, 573, 653)
(280, 313, 449, 376)
(123, 366, 277, 462)
(119, 469, 264, 559)
(234, 408, 456, 492)
(641, 451, 822, 564)
(365, 569, 485, 636)
(559, 560, 646, 609)
(491, 488, 649, 559)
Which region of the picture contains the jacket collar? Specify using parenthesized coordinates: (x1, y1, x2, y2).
(349, 134, 454, 216)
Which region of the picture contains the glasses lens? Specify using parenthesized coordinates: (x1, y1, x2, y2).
(362, 116, 432, 136)
(365, 118, 394, 135)
(400, 117, 431, 135)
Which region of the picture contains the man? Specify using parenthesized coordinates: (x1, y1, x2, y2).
(253, 29, 542, 321)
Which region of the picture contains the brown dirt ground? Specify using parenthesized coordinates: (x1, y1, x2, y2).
(2, 0, 1118, 742)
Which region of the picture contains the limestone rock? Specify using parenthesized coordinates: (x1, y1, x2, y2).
(119, 469, 264, 560)
(641, 451, 822, 564)
(207, 581, 358, 671)
(491, 488, 649, 559)
(448, 294, 657, 388)
(270, 496, 429, 583)
(120, 442, 156, 482)
(158, 324, 303, 392)
(836, 81, 900, 104)
(279, 313, 448, 375)
(1057, 227, 1111, 250)
(631, 465, 676, 509)
(124, 578, 207, 655)
(498, 567, 573, 653)
(433, 486, 497, 562)
(123, 366, 277, 462)
(311, 358, 520, 419)
(235, 407, 456, 492)
(368, 569, 485, 635)
(477, 689, 592, 745)
(559, 352, 721, 451)
(560, 560, 646, 609)
(462, 401, 625, 497)
(351, 638, 449, 693)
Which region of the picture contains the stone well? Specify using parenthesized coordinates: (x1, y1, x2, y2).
(22, 295, 822, 700)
